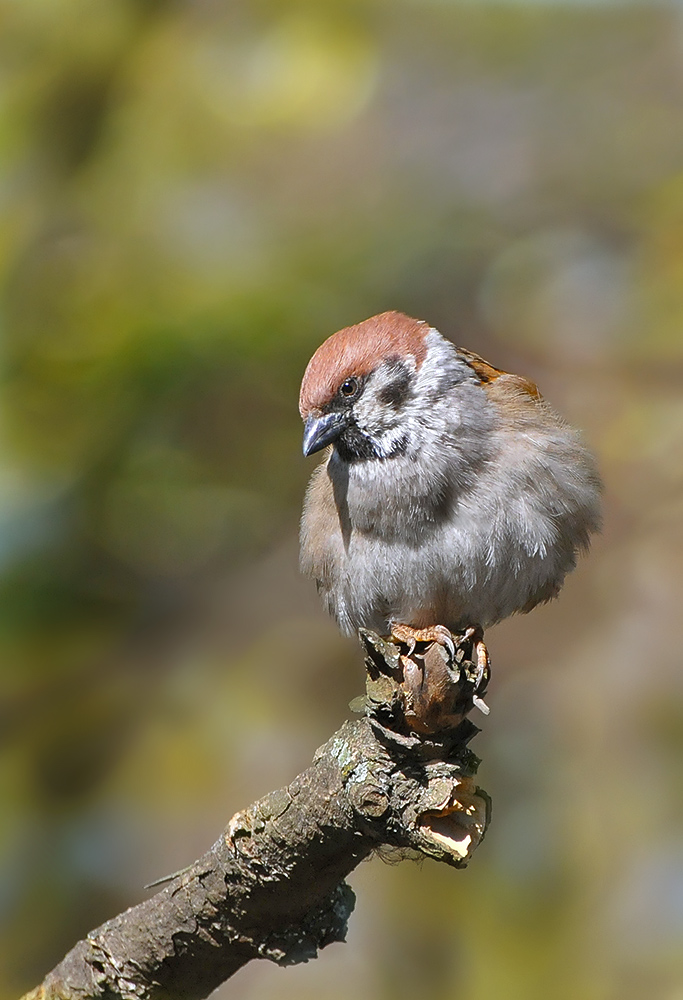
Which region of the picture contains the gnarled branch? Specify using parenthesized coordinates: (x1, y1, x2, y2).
(24, 628, 491, 1000)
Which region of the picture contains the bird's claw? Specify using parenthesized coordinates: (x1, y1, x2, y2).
(389, 622, 456, 662)
(474, 638, 490, 689)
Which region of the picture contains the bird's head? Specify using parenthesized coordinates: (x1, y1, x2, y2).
(299, 311, 468, 463)
(298, 311, 491, 464)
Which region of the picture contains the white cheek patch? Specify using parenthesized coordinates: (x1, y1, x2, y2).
(373, 425, 409, 459)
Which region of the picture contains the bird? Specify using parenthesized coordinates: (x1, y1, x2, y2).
(299, 311, 602, 654)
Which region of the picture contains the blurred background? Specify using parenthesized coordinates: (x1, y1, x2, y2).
(1, 0, 682, 997)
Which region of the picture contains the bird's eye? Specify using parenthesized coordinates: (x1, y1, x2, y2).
(340, 377, 359, 398)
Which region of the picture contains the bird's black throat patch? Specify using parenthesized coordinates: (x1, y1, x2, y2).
(335, 423, 381, 462)
(335, 422, 408, 463)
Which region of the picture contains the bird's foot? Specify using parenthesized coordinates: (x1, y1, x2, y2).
(388, 621, 490, 718)
(389, 623, 455, 660)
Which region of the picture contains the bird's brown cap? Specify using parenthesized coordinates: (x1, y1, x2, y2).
(299, 311, 430, 418)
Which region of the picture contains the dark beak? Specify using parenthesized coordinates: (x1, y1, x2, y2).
(302, 411, 348, 457)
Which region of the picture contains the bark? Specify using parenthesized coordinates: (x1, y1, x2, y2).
(23, 627, 491, 1000)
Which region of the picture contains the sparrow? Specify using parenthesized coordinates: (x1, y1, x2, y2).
(299, 311, 602, 646)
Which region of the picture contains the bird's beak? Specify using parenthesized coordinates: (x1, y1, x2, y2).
(302, 411, 348, 457)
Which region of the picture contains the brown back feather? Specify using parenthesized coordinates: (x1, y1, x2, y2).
(457, 347, 542, 401)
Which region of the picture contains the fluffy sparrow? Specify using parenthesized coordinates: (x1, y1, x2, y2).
(299, 311, 602, 647)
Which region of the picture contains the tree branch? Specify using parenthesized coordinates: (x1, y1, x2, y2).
(23, 628, 491, 1000)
